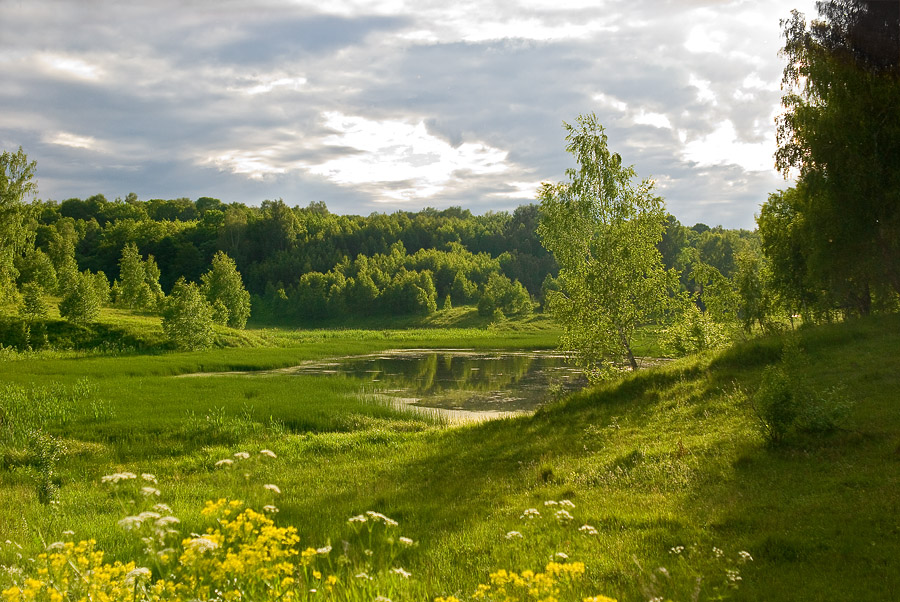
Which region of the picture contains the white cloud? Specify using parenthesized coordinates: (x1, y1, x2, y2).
(38, 53, 103, 81)
(593, 92, 628, 112)
(682, 120, 774, 173)
(688, 73, 717, 105)
(46, 132, 101, 151)
(307, 112, 511, 201)
(229, 74, 308, 96)
(633, 110, 671, 129)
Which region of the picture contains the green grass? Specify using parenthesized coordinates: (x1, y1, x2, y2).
(1, 312, 899, 600)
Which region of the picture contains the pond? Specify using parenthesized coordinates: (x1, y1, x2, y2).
(227, 349, 588, 422)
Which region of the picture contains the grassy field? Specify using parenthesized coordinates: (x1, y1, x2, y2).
(1, 308, 898, 601)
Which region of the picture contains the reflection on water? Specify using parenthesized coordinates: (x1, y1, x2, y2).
(276, 349, 587, 415)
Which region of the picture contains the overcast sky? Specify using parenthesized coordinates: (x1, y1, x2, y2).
(0, 0, 818, 228)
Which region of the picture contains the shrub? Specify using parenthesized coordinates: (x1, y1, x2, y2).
(161, 278, 214, 350)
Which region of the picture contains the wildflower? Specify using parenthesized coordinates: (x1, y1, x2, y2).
(521, 508, 540, 519)
(260, 449, 277, 458)
(656, 567, 670, 578)
(234, 452, 250, 460)
(263, 505, 279, 514)
(155, 516, 180, 527)
(738, 550, 753, 562)
(391, 567, 412, 579)
(505, 531, 523, 540)
(153, 503, 172, 513)
(558, 499, 575, 508)
(375, 596, 392, 602)
(61, 530, 75, 537)
(141, 486, 161, 497)
(366, 511, 398, 526)
(141, 473, 157, 483)
(263, 484, 282, 494)
(544, 500, 558, 506)
(726, 568, 742, 582)
(101, 472, 137, 484)
(124, 567, 151, 585)
(348, 515, 367, 524)
(355, 572, 372, 580)
(46, 542, 66, 551)
(186, 536, 219, 552)
(669, 545, 684, 555)
(137, 511, 161, 521)
(555, 552, 569, 560)
(712, 546, 724, 558)
(118, 516, 143, 530)
(399, 536, 415, 546)
(317, 545, 332, 555)
(555, 509, 574, 522)
(579, 524, 598, 536)
(215, 459, 233, 467)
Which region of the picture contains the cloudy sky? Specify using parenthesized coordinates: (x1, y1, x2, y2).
(0, 0, 818, 228)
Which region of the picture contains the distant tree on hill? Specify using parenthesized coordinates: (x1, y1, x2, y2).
(162, 278, 214, 350)
(201, 251, 251, 328)
(59, 271, 101, 325)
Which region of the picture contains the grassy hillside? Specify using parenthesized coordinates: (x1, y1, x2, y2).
(0, 315, 898, 600)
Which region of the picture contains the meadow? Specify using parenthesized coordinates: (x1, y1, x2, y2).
(1, 306, 899, 601)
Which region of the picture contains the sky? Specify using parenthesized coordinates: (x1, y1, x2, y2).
(0, 0, 819, 229)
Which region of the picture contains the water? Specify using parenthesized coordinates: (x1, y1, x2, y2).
(272, 349, 587, 418)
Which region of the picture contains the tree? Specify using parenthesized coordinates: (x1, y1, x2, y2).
(117, 243, 155, 310)
(538, 114, 675, 376)
(772, 3, 900, 313)
(201, 251, 251, 328)
(0, 147, 37, 302)
(58, 271, 101, 325)
(19, 281, 48, 323)
(477, 273, 532, 318)
(161, 278, 214, 350)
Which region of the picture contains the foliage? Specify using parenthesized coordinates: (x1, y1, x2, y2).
(58, 271, 102, 325)
(663, 302, 733, 356)
(117, 243, 161, 311)
(161, 278, 214, 350)
(477, 273, 532, 318)
(538, 114, 675, 376)
(201, 251, 251, 328)
(771, 3, 900, 314)
(18, 282, 48, 324)
(0, 148, 37, 303)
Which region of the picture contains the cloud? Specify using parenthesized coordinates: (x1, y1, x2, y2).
(46, 132, 102, 151)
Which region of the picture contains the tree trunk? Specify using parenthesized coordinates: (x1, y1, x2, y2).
(619, 327, 639, 371)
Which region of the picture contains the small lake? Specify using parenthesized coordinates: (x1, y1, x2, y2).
(247, 349, 587, 422)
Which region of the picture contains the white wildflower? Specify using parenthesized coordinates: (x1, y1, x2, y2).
(186, 537, 218, 553)
(712, 547, 724, 558)
(317, 545, 332, 555)
(263, 505, 279, 514)
(374, 597, 392, 602)
(234, 452, 250, 460)
(738, 550, 753, 562)
(215, 459, 233, 467)
(669, 545, 684, 555)
(505, 531, 523, 540)
(348, 515, 367, 524)
(399, 536, 415, 546)
(137, 512, 161, 521)
(140, 486, 161, 497)
(118, 516, 143, 530)
(141, 473, 157, 483)
(260, 449, 277, 458)
(101, 472, 137, 484)
(355, 572, 372, 580)
(555, 552, 569, 560)
(543, 500, 558, 506)
(155, 516, 180, 528)
(263, 483, 281, 494)
(726, 569, 742, 582)
(579, 524, 598, 536)
(46, 542, 66, 551)
(521, 508, 540, 519)
(391, 567, 411, 579)
(124, 567, 151, 585)
(61, 530, 75, 537)
(558, 499, 575, 508)
(657, 567, 670, 578)
(555, 509, 574, 522)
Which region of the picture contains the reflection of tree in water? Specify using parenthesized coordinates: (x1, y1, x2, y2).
(286, 350, 586, 413)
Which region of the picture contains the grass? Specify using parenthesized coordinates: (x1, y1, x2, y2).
(1, 310, 899, 600)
